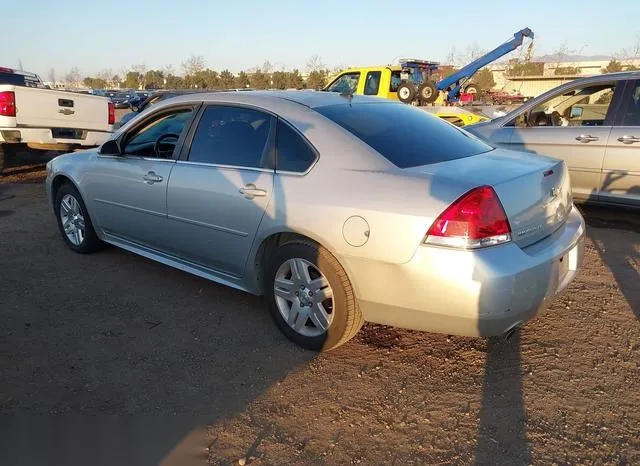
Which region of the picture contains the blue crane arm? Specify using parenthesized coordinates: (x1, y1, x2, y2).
(437, 27, 534, 102)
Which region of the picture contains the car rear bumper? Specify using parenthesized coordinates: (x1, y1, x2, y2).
(343, 205, 585, 337)
(0, 127, 112, 147)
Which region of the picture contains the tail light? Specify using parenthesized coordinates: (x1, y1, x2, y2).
(425, 186, 511, 249)
(108, 101, 115, 125)
(0, 91, 16, 117)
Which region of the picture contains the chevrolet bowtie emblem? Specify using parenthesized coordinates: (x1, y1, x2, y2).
(58, 108, 75, 115)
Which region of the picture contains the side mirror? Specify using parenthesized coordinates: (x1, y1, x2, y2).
(570, 106, 583, 119)
(99, 138, 122, 156)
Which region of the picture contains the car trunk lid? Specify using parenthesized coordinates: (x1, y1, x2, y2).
(407, 149, 572, 248)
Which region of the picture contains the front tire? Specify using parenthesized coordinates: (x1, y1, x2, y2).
(54, 183, 102, 253)
(265, 241, 363, 351)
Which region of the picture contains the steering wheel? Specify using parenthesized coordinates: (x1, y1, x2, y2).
(154, 133, 180, 158)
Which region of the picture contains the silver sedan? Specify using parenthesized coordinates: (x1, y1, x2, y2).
(46, 91, 585, 351)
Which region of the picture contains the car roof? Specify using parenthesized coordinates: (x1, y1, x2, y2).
(165, 90, 394, 108)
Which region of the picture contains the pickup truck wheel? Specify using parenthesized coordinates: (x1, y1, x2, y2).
(397, 83, 416, 104)
(0, 144, 5, 175)
(266, 241, 364, 351)
(418, 81, 438, 103)
(54, 183, 102, 253)
(0, 144, 14, 175)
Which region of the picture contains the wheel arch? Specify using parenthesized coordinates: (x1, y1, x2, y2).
(248, 229, 359, 298)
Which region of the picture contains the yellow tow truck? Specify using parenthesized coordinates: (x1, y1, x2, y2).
(323, 65, 489, 127)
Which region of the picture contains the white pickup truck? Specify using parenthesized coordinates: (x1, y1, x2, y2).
(0, 67, 114, 174)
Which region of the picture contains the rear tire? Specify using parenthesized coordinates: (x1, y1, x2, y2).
(265, 241, 363, 351)
(0, 143, 15, 176)
(0, 144, 5, 176)
(418, 81, 438, 103)
(397, 83, 416, 104)
(54, 183, 103, 253)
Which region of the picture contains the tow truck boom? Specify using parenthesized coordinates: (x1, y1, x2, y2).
(438, 27, 534, 103)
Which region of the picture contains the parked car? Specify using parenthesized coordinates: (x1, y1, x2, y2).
(466, 71, 640, 208)
(45, 91, 584, 351)
(110, 91, 136, 109)
(118, 89, 208, 126)
(0, 66, 114, 174)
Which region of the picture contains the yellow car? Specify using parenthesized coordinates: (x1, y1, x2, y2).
(323, 66, 489, 127)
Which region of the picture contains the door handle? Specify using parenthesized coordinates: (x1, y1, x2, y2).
(617, 135, 640, 144)
(575, 134, 599, 143)
(143, 171, 163, 184)
(238, 183, 267, 199)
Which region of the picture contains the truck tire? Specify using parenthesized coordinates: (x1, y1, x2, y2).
(397, 83, 416, 104)
(418, 81, 438, 103)
(265, 240, 364, 351)
(0, 144, 14, 176)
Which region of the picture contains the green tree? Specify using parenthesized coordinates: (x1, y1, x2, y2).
(306, 70, 327, 90)
(626, 64, 640, 71)
(123, 71, 141, 89)
(506, 61, 544, 77)
(286, 69, 304, 89)
(554, 66, 579, 75)
(83, 77, 107, 88)
(271, 71, 288, 89)
(602, 59, 623, 73)
(235, 71, 250, 88)
(250, 70, 270, 89)
(472, 68, 495, 90)
(165, 74, 184, 89)
(144, 70, 165, 89)
(219, 69, 235, 89)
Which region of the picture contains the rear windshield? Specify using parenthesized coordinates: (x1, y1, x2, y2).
(316, 102, 493, 168)
(0, 72, 41, 88)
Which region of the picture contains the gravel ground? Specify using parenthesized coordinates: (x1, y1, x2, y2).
(0, 159, 638, 466)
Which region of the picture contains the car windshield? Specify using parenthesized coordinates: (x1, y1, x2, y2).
(316, 102, 493, 168)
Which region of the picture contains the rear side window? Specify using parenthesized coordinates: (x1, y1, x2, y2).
(276, 121, 317, 172)
(0, 71, 40, 87)
(317, 102, 493, 168)
(364, 71, 381, 96)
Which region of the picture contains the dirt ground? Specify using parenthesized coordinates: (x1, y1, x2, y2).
(0, 152, 638, 466)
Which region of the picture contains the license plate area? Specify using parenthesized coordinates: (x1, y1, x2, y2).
(51, 128, 85, 139)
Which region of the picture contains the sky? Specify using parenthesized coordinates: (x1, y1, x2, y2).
(2, 0, 639, 80)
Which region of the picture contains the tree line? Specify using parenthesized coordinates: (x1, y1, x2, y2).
(79, 55, 332, 91)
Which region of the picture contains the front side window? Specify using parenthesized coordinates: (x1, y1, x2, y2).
(363, 71, 381, 96)
(187, 106, 275, 168)
(326, 72, 360, 94)
(123, 108, 194, 157)
(276, 121, 317, 172)
(515, 83, 616, 128)
(389, 71, 402, 92)
(317, 102, 493, 168)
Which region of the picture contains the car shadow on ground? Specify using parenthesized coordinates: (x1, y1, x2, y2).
(0, 182, 316, 466)
(579, 204, 640, 319)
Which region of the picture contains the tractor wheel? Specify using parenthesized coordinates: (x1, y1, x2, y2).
(397, 83, 416, 104)
(418, 81, 438, 103)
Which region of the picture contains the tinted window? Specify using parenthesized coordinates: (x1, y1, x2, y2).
(188, 106, 274, 168)
(124, 109, 194, 157)
(317, 102, 493, 168)
(389, 71, 402, 92)
(276, 121, 317, 172)
(0, 72, 40, 87)
(326, 72, 360, 94)
(618, 81, 640, 126)
(364, 71, 381, 96)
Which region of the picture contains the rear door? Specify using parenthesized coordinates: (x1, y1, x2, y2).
(601, 79, 640, 206)
(165, 104, 275, 277)
(13, 87, 111, 131)
(504, 80, 623, 202)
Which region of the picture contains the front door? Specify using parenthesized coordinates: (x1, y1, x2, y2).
(87, 106, 196, 249)
(504, 81, 621, 202)
(601, 79, 640, 206)
(166, 104, 276, 277)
